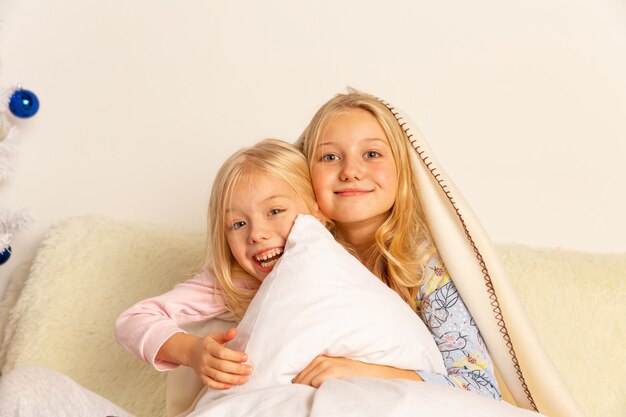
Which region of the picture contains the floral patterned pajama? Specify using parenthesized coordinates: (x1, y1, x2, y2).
(415, 254, 502, 400)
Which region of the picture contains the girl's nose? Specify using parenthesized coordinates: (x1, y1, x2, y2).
(339, 157, 363, 181)
(248, 223, 270, 243)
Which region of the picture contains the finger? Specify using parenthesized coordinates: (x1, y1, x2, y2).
(308, 362, 336, 388)
(208, 342, 249, 363)
(293, 357, 325, 385)
(292, 355, 321, 384)
(292, 360, 314, 384)
(200, 374, 232, 390)
(203, 367, 249, 386)
(212, 327, 238, 344)
(292, 366, 310, 385)
(208, 357, 253, 376)
(296, 364, 325, 387)
(310, 372, 329, 389)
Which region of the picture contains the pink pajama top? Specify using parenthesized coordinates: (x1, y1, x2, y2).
(115, 268, 254, 371)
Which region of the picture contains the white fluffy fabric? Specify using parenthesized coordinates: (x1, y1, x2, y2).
(0, 366, 133, 417)
(497, 244, 626, 417)
(0, 215, 205, 417)
(0, 216, 623, 417)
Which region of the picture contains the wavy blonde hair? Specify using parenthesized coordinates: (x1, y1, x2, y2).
(207, 139, 320, 319)
(299, 89, 434, 311)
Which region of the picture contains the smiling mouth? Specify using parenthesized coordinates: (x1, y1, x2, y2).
(334, 189, 372, 196)
(254, 247, 284, 269)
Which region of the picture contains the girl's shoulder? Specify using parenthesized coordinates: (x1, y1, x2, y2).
(200, 266, 260, 291)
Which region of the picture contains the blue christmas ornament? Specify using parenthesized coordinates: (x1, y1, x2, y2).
(0, 246, 11, 265)
(9, 89, 40, 118)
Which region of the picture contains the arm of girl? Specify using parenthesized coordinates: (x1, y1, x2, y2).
(156, 328, 252, 390)
(292, 355, 423, 388)
(115, 267, 252, 388)
(293, 255, 501, 400)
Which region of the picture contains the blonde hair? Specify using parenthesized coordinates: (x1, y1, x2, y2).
(207, 139, 320, 319)
(300, 88, 433, 311)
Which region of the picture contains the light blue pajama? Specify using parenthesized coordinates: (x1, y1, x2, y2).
(415, 254, 502, 400)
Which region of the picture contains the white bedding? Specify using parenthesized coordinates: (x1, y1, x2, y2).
(188, 378, 542, 417)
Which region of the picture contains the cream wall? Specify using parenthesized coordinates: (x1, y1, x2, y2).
(1, 0, 625, 299)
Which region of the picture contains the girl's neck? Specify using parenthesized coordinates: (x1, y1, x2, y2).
(334, 214, 386, 260)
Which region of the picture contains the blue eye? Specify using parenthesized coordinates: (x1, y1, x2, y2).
(321, 154, 339, 162)
(268, 208, 285, 216)
(232, 221, 246, 230)
(364, 151, 381, 158)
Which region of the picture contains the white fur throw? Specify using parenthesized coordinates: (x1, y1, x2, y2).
(0, 215, 624, 417)
(0, 216, 205, 417)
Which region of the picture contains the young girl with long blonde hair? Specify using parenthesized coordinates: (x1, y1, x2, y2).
(292, 88, 501, 398)
(116, 138, 323, 390)
(0, 139, 326, 417)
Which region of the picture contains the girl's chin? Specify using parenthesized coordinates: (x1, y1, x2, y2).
(253, 265, 273, 281)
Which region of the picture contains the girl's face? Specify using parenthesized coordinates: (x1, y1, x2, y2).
(225, 174, 311, 282)
(310, 108, 398, 235)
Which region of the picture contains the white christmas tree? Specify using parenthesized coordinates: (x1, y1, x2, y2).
(0, 207, 33, 263)
(1, 86, 34, 265)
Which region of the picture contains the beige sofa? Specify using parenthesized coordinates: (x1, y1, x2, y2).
(0, 215, 623, 417)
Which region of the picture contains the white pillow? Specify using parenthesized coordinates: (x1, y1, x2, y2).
(197, 214, 445, 405)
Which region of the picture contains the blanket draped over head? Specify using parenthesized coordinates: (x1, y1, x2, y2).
(370, 96, 584, 417)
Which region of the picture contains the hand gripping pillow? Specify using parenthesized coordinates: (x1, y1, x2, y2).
(199, 214, 446, 404)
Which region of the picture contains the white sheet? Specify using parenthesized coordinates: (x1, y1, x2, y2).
(188, 378, 543, 417)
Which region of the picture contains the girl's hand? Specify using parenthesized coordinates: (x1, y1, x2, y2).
(157, 328, 252, 390)
(187, 328, 253, 390)
(292, 355, 423, 388)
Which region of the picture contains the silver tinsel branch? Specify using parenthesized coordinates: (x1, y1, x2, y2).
(0, 85, 33, 258)
(0, 86, 19, 182)
(0, 206, 33, 252)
